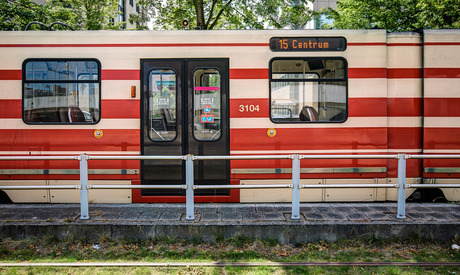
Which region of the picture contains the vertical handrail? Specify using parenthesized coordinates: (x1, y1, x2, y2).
(79, 154, 89, 220)
(396, 153, 406, 219)
(185, 154, 195, 220)
(291, 154, 300, 220)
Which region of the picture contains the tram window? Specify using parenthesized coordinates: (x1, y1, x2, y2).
(22, 59, 101, 124)
(148, 69, 177, 142)
(270, 58, 347, 123)
(193, 68, 221, 141)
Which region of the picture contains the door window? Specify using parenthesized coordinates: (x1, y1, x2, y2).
(148, 69, 177, 141)
(193, 68, 221, 141)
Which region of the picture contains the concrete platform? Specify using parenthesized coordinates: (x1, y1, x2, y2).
(0, 203, 458, 244)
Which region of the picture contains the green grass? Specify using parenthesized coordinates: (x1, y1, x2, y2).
(0, 236, 458, 274)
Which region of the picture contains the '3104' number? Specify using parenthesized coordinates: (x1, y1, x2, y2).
(239, 104, 260, 112)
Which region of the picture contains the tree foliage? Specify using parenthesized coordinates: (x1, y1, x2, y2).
(325, 0, 460, 31)
(0, 0, 122, 31)
(147, 0, 316, 30)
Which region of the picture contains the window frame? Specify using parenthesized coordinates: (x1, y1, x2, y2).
(22, 58, 102, 125)
(269, 56, 348, 124)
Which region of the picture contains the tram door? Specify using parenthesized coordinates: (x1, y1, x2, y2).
(140, 59, 229, 196)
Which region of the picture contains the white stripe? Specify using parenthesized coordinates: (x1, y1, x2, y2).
(0, 80, 21, 99)
(348, 79, 387, 98)
(230, 117, 387, 129)
(102, 81, 139, 99)
(388, 117, 422, 128)
(423, 149, 460, 154)
(231, 149, 422, 155)
(424, 79, 460, 98)
(387, 79, 422, 98)
(0, 151, 140, 155)
(230, 79, 267, 99)
(0, 118, 139, 129)
(424, 117, 460, 128)
(387, 46, 422, 68)
(425, 46, 460, 68)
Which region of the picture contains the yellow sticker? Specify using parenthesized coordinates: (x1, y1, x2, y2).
(267, 128, 276, 137)
(94, 129, 103, 138)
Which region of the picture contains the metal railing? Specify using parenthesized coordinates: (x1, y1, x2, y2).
(1, 153, 459, 221)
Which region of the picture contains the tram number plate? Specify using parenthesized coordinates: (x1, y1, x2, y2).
(239, 104, 260, 113)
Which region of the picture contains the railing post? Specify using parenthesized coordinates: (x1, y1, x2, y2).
(79, 154, 89, 220)
(185, 154, 195, 220)
(396, 153, 406, 219)
(291, 154, 300, 220)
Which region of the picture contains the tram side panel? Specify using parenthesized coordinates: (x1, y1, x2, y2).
(385, 32, 423, 200)
(230, 30, 393, 202)
(423, 29, 460, 201)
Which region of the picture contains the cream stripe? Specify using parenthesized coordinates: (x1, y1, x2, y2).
(388, 117, 422, 128)
(231, 149, 422, 155)
(0, 118, 140, 130)
(424, 79, 460, 98)
(230, 117, 387, 129)
(424, 117, 460, 128)
(0, 80, 21, 99)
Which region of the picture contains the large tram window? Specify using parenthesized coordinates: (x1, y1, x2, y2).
(193, 69, 221, 141)
(148, 69, 177, 142)
(22, 59, 101, 124)
(270, 58, 347, 123)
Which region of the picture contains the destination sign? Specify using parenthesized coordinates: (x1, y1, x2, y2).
(270, 37, 347, 52)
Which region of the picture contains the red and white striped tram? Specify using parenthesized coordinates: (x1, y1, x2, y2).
(0, 29, 459, 203)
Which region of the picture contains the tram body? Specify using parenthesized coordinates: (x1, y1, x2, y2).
(0, 29, 459, 203)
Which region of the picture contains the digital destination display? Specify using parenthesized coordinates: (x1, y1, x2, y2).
(270, 37, 347, 52)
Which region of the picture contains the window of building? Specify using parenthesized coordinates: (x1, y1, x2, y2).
(270, 57, 347, 123)
(118, 0, 125, 23)
(22, 59, 101, 124)
(130, 0, 134, 7)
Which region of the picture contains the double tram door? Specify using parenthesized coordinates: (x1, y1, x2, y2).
(140, 59, 230, 196)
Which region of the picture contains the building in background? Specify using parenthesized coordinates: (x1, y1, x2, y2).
(313, 0, 337, 29)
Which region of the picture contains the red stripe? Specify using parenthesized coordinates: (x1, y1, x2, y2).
(348, 68, 387, 78)
(230, 98, 268, 118)
(0, 100, 22, 118)
(230, 128, 388, 151)
(0, 43, 269, 48)
(101, 99, 140, 118)
(424, 128, 460, 149)
(425, 98, 460, 117)
(0, 70, 21, 80)
(388, 98, 422, 117)
(348, 43, 386, 46)
(424, 42, 460, 46)
(388, 127, 423, 149)
(230, 69, 268, 79)
(349, 98, 387, 117)
(0, 129, 140, 152)
(388, 68, 422, 79)
(425, 68, 460, 78)
(102, 70, 140, 80)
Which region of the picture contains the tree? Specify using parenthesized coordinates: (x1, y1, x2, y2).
(0, 0, 123, 31)
(145, 0, 317, 30)
(325, 0, 460, 31)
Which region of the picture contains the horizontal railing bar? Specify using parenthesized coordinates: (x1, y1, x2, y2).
(300, 184, 398, 189)
(231, 167, 387, 174)
(408, 154, 460, 159)
(300, 154, 398, 159)
(87, 156, 186, 160)
(0, 156, 78, 161)
(193, 155, 293, 160)
(193, 184, 293, 190)
(88, 185, 186, 189)
(405, 184, 460, 188)
(0, 185, 80, 190)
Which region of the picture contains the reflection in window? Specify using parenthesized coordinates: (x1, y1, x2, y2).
(23, 60, 100, 124)
(149, 69, 177, 141)
(270, 58, 347, 123)
(193, 69, 221, 141)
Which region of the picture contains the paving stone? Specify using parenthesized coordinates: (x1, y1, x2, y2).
(273, 205, 292, 212)
(367, 212, 393, 221)
(200, 213, 222, 222)
(263, 212, 286, 221)
(242, 212, 264, 221)
(303, 212, 328, 221)
(159, 212, 182, 221)
(217, 206, 238, 213)
(196, 208, 218, 214)
(256, 205, 275, 212)
(345, 212, 370, 221)
(138, 212, 161, 220)
(321, 210, 348, 221)
(221, 212, 242, 221)
(117, 209, 142, 220)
